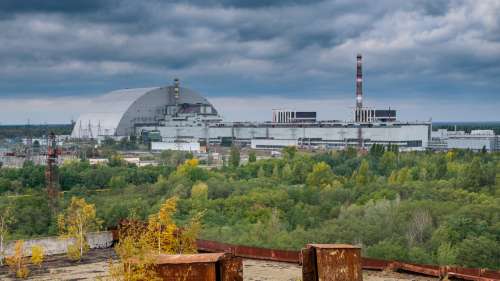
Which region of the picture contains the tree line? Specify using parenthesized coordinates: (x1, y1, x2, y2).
(0, 147, 499, 269)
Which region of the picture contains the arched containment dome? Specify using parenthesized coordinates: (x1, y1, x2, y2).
(71, 83, 219, 138)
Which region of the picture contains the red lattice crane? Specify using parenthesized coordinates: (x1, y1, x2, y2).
(45, 132, 61, 213)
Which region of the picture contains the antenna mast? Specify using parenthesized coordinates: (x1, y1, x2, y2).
(25, 119, 32, 163)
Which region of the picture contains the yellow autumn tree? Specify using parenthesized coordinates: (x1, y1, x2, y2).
(31, 245, 44, 268)
(110, 220, 161, 281)
(58, 197, 101, 261)
(107, 197, 203, 280)
(146, 197, 179, 255)
(0, 202, 15, 266)
(176, 158, 199, 175)
(6, 240, 29, 278)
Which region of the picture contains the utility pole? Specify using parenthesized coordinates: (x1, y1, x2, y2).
(25, 119, 32, 163)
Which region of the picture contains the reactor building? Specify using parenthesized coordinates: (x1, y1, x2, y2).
(71, 56, 431, 151)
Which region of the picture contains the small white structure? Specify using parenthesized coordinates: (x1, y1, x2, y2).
(251, 139, 298, 150)
(123, 157, 141, 165)
(89, 158, 109, 165)
(151, 142, 201, 152)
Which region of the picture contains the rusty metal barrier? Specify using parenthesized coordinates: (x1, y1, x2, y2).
(197, 239, 300, 263)
(195, 239, 500, 280)
(111, 224, 500, 280)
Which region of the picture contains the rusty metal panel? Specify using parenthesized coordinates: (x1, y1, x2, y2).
(234, 245, 300, 263)
(197, 239, 300, 263)
(361, 257, 389, 270)
(156, 253, 226, 264)
(219, 255, 243, 281)
(152, 253, 243, 281)
(311, 244, 363, 281)
(197, 239, 233, 253)
(395, 262, 440, 277)
(301, 247, 317, 281)
(156, 263, 217, 281)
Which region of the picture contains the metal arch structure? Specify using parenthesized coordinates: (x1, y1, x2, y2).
(70, 82, 220, 138)
(115, 85, 219, 136)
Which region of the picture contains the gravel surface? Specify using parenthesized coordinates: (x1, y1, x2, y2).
(243, 259, 438, 281)
(0, 249, 438, 281)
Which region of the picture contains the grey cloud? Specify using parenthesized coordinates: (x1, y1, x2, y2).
(0, 0, 117, 17)
(0, 0, 499, 123)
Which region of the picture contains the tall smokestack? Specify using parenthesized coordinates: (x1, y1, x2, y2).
(356, 54, 363, 109)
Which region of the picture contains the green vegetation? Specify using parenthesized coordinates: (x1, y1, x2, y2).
(0, 124, 72, 139)
(0, 147, 499, 269)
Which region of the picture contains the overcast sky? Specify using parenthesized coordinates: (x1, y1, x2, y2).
(0, 0, 499, 124)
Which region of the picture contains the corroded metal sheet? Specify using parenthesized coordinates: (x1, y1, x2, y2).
(197, 239, 300, 263)
(234, 245, 300, 263)
(157, 263, 217, 281)
(301, 247, 317, 281)
(313, 245, 363, 281)
(156, 253, 226, 264)
(220, 255, 243, 281)
(154, 252, 242, 281)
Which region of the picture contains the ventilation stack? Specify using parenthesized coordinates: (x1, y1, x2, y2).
(174, 78, 180, 116)
(356, 54, 363, 110)
(356, 54, 363, 149)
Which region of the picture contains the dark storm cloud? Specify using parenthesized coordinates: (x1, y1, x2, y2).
(0, 0, 499, 122)
(0, 0, 115, 15)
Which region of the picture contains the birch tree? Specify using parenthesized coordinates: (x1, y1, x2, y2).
(0, 202, 15, 265)
(58, 197, 101, 261)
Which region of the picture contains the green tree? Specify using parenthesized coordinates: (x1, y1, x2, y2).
(191, 181, 208, 210)
(248, 151, 257, 163)
(366, 240, 407, 261)
(354, 159, 370, 186)
(108, 175, 127, 190)
(462, 157, 496, 191)
(229, 145, 240, 167)
(257, 166, 266, 178)
(272, 164, 281, 179)
(436, 242, 457, 266)
(456, 236, 500, 269)
(369, 143, 385, 159)
(306, 162, 336, 188)
(108, 154, 127, 167)
(380, 151, 397, 176)
(281, 164, 293, 182)
(282, 146, 297, 160)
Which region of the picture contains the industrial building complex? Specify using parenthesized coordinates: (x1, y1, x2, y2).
(71, 55, 432, 151)
(429, 129, 499, 152)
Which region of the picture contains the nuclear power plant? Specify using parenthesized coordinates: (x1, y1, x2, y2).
(71, 55, 431, 151)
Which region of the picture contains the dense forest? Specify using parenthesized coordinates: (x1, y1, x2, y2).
(0, 146, 499, 269)
(0, 124, 73, 139)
